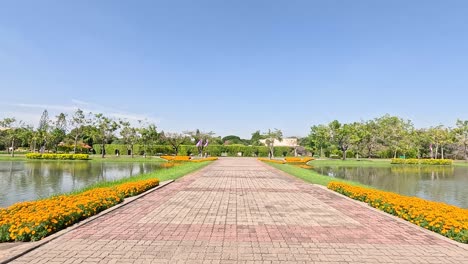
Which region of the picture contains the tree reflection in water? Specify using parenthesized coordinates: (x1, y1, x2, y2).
(0, 161, 164, 208)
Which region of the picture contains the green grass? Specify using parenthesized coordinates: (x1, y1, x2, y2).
(453, 160, 468, 167)
(0, 154, 27, 161)
(267, 163, 371, 188)
(62, 161, 210, 195)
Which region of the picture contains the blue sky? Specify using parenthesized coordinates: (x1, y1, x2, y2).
(1, 0, 467, 138)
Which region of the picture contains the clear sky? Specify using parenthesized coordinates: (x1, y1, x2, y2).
(1, 0, 467, 138)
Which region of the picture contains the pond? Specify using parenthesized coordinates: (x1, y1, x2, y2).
(0, 160, 166, 208)
(312, 165, 468, 208)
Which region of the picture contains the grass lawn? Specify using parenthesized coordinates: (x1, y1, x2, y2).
(267, 163, 371, 188)
(70, 161, 210, 194)
(453, 160, 468, 167)
(0, 154, 27, 161)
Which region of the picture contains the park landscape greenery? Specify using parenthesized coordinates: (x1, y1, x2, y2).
(263, 160, 468, 243)
(1, 110, 467, 161)
(0, 161, 210, 242)
(1, 109, 468, 244)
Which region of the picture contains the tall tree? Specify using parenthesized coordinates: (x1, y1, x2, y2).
(50, 113, 67, 152)
(376, 115, 413, 158)
(308, 124, 331, 158)
(138, 122, 159, 157)
(250, 130, 264, 146)
(0, 118, 20, 157)
(163, 132, 187, 155)
(69, 109, 88, 153)
(455, 119, 468, 161)
(264, 128, 283, 159)
(329, 120, 355, 160)
(37, 110, 50, 153)
(119, 120, 138, 158)
(93, 113, 119, 158)
(361, 120, 381, 158)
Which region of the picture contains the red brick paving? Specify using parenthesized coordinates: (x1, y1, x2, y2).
(11, 158, 468, 263)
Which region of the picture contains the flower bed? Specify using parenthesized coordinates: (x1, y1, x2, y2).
(160, 155, 191, 161)
(327, 182, 468, 243)
(0, 179, 159, 242)
(284, 157, 314, 163)
(391, 158, 453, 165)
(26, 153, 89, 160)
(258, 158, 285, 164)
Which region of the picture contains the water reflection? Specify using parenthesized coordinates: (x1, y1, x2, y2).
(313, 165, 468, 208)
(0, 161, 164, 208)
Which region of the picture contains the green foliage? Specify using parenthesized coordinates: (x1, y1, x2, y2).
(91, 144, 296, 157)
(391, 158, 453, 165)
(25, 153, 90, 160)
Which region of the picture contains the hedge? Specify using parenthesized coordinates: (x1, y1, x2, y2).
(391, 158, 453, 165)
(92, 144, 300, 157)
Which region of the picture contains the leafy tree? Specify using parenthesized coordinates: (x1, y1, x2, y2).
(308, 124, 331, 158)
(360, 120, 382, 158)
(376, 115, 413, 158)
(0, 118, 20, 157)
(138, 122, 159, 157)
(69, 109, 89, 153)
(455, 119, 468, 160)
(50, 113, 67, 152)
(119, 120, 139, 157)
(222, 135, 243, 145)
(163, 132, 187, 155)
(427, 125, 453, 159)
(250, 130, 264, 146)
(264, 129, 283, 159)
(93, 113, 119, 158)
(37, 110, 50, 153)
(329, 120, 358, 160)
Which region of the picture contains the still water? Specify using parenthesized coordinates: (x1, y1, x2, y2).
(312, 165, 468, 208)
(0, 161, 164, 208)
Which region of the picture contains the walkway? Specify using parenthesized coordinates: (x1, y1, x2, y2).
(11, 158, 468, 263)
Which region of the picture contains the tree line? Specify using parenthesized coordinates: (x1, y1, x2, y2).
(305, 115, 468, 160)
(1, 111, 467, 160)
(0, 109, 283, 158)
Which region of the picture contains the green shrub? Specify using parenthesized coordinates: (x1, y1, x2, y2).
(25, 153, 89, 160)
(391, 158, 453, 165)
(91, 144, 298, 157)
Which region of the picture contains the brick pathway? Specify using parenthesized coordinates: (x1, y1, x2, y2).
(11, 158, 468, 263)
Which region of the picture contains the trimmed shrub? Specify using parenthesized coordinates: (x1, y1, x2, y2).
(25, 153, 89, 160)
(91, 144, 297, 157)
(391, 158, 453, 165)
